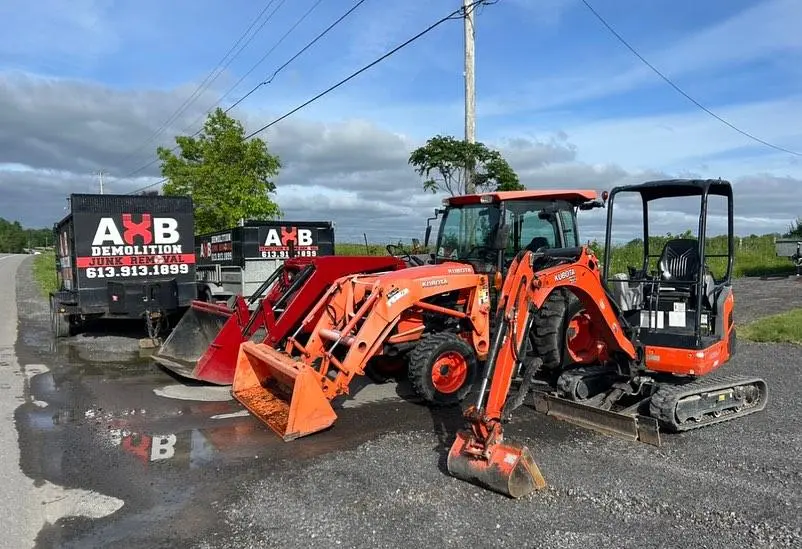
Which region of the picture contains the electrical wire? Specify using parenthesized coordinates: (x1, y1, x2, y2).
(580, 0, 802, 157)
(244, 0, 486, 139)
(119, 0, 288, 177)
(126, 0, 491, 195)
(123, 0, 368, 182)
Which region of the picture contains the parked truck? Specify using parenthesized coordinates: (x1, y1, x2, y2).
(50, 193, 197, 338)
(194, 220, 335, 303)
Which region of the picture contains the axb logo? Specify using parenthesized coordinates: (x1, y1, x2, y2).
(263, 226, 313, 247)
(92, 214, 180, 246)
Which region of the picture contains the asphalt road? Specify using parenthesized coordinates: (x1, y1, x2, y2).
(4, 256, 802, 548)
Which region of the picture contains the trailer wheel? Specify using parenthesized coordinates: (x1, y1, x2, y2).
(49, 295, 73, 338)
(407, 332, 477, 406)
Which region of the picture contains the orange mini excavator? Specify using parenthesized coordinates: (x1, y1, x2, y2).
(447, 179, 768, 498)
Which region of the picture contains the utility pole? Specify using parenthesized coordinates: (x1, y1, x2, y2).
(463, 0, 476, 193)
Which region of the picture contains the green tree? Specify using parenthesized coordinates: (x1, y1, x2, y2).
(408, 134, 523, 196)
(785, 218, 802, 238)
(158, 108, 282, 233)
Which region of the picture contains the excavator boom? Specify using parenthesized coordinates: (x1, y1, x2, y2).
(447, 246, 638, 497)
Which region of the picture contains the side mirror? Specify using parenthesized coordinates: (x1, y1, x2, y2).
(424, 225, 432, 248)
(578, 199, 606, 211)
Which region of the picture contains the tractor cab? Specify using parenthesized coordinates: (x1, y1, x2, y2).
(603, 179, 735, 362)
(424, 190, 606, 278)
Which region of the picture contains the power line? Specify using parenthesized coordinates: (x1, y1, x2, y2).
(123, 0, 367, 181)
(118, 0, 288, 176)
(182, 0, 335, 132)
(580, 0, 802, 158)
(223, 0, 370, 114)
(126, 0, 492, 195)
(245, 0, 487, 139)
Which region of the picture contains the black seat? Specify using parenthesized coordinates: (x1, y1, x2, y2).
(658, 238, 700, 284)
(525, 237, 550, 253)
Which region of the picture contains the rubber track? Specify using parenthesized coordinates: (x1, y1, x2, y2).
(556, 364, 617, 399)
(649, 373, 768, 432)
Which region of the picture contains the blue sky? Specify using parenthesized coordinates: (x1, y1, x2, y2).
(0, 0, 800, 241)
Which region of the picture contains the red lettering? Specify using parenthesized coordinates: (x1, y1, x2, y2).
(122, 213, 153, 245)
(280, 226, 297, 246)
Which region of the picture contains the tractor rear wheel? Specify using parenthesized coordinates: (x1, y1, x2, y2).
(407, 332, 477, 406)
(531, 289, 586, 371)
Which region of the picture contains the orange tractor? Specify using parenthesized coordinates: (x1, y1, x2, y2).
(447, 179, 769, 497)
(232, 189, 608, 439)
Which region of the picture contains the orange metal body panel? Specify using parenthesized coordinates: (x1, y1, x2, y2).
(446, 189, 599, 206)
(644, 289, 734, 376)
(232, 262, 491, 440)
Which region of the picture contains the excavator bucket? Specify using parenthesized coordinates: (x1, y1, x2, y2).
(232, 340, 337, 441)
(446, 431, 547, 499)
(153, 298, 249, 385)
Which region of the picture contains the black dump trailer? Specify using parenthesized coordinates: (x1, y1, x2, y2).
(50, 193, 197, 338)
(195, 220, 335, 302)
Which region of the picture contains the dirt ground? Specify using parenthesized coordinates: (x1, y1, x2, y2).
(9, 257, 802, 549)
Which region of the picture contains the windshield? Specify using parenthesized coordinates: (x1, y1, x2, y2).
(435, 200, 578, 262)
(436, 204, 501, 260)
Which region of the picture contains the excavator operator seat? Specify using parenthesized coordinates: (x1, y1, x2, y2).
(658, 238, 701, 284)
(654, 238, 716, 310)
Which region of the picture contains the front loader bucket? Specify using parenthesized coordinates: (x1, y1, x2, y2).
(446, 431, 547, 498)
(232, 341, 337, 441)
(153, 300, 236, 383)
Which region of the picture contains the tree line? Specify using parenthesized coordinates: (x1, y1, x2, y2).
(157, 108, 522, 234)
(0, 218, 51, 253)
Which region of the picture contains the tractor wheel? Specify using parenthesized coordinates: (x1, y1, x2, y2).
(49, 295, 72, 338)
(531, 289, 587, 371)
(407, 332, 477, 406)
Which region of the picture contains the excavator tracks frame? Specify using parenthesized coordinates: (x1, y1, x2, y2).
(649, 373, 768, 432)
(530, 367, 768, 447)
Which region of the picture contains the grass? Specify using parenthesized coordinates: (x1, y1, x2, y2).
(338, 233, 796, 279)
(740, 308, 802, 344)
(32, 251, 59, 296)
(28, 234, 797, 297)
(588, 233, 795, 279)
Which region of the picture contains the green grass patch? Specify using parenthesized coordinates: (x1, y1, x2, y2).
(32, 251, 59, 297)
(740, 308, 802, 344)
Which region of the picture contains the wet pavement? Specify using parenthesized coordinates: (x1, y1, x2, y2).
(4, 255, 802, 548)
(8, 256, 445, 548)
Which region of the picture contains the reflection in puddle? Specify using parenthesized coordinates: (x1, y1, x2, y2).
(106, 420, 263, 468)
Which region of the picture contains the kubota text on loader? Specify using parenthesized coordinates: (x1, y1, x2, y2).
(233, 263, 492, 441)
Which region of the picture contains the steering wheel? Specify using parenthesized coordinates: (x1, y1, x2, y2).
(460, 245, 493, 262)
(386, 244, 425, 266)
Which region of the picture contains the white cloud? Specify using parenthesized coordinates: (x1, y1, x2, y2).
(0, 69, 800, 244)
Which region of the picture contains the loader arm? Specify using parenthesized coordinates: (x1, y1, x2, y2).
(447, 246, 638, 498)
(233, 263, 492, 441)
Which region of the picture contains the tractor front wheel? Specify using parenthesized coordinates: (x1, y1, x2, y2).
(407, 332, 477, 406)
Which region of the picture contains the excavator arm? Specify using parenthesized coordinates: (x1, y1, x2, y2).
(447, 245, 638, 498)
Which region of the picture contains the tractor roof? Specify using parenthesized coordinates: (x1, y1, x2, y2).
(611, 178, 732, 201)
(446, 189, 599, 206)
